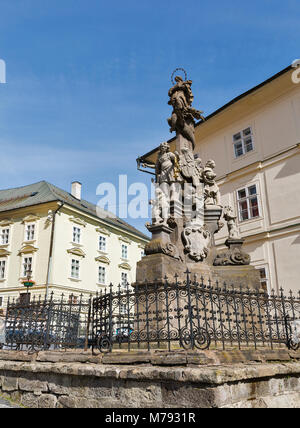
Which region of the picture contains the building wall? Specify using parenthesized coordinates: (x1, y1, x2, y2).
(49, 206, 146, 298)
(0, 202, 147, 307)
(194, 81, 300, 294)
(0, 203, 56, 307)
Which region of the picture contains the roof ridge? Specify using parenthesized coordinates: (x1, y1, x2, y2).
(0, 180, 150, 241)
(0, 180, 47, 194)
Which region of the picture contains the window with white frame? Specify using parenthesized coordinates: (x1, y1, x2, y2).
(72, 227, 81, 244)
(98, 266, 106, 284)
(99, 235, 107, 252)
(237, 184, 260, 222)
(0, 260, 6, 280)
(233, 127, 254, 158)
(71, 259, 80, 279)
(121, 244, 128, 260)
(121, 272, 128, 288)
(0, 228, 10, 245)
(22, 257, 33, 278)
(25, 223, 35, 241)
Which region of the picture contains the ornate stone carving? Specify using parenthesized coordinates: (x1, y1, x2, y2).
(167, 75, 204, 149)
(145, 223, 182, 261)
(148, 188, 170, 227)
(182, 224, 211, 262)
(145, 239, 182, 261)
(213, 239, 250, 266)
(177, 148, 203, 187)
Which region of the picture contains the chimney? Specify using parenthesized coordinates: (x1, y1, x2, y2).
(71, 181, 82, 200)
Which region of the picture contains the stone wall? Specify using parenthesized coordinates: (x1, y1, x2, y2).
(1, 349, 300, 408)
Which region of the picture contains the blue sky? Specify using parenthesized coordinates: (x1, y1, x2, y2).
(0, 0, 298, 234)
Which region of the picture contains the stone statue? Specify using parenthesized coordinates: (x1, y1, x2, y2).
(176, 148, 203, 187)
(202, 160, 221, 207)
(167, 76, 204, 149)
(148, 188, 169, 227)
(155, 142, 179, 185)
(223, 206, 240, 239)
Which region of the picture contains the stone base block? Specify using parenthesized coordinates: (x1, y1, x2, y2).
(136, 253, 261, 289)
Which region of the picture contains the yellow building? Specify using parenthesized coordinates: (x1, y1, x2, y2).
(0, 180, 149, 307)
(139, 65, 300, 294)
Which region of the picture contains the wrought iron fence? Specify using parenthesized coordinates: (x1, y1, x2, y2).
(1, 273, 300, 354)
(3, 293, 90, 352)
(91, 272, 300, 353)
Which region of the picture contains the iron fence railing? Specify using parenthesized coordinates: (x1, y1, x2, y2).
(3, 293, 90, 352)
(90, 272, 300, 353)
(1, 273, 300, 354)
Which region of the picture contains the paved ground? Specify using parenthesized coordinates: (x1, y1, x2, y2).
(0, 397, 21, 408)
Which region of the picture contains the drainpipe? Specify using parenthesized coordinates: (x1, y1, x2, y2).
(45, 201, 64, 299)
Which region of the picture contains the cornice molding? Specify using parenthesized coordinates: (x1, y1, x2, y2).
(22, 214, 40, 224)
(0, 219, 13, 227)
(118, 262, 132, 271)
(69, 216, 87, 227)
(67, 247, 86, 258)
(18, 244, 38, 255)
(118, 236, 132, 245)
(0, 248, 11, 257)
(95, 255, 110, 265)
(96, 226, 111, 236)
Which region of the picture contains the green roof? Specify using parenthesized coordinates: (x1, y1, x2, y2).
(0, 181, 149, 242)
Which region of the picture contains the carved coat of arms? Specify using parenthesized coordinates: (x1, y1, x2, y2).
(182, 225, 211, 262)
(178, 148, 195, 180)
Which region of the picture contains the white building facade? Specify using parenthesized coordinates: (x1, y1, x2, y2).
(0, 181, 149, 309)
(140, 66, 300, 294)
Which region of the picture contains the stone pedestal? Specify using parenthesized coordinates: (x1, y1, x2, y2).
(144, 223, 182, 262)
(136, 198, 260, 289)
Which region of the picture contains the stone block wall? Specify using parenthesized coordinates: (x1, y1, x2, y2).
(1, 349, 300, 408)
